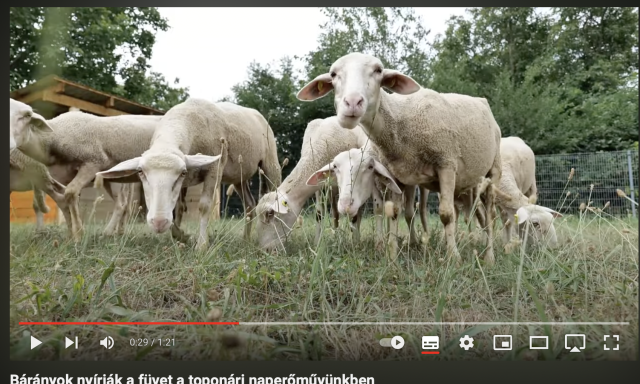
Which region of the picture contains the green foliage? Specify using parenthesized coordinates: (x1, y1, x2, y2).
(9, 7, 189, 110)
(226, 7, 638, 165)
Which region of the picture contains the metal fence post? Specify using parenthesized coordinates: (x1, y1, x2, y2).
(626, 150, 637, 218)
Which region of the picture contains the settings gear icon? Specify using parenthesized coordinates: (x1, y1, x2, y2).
(459, 335, 474, 350)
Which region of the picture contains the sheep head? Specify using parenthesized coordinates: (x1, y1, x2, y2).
(296, 53, 421, 130)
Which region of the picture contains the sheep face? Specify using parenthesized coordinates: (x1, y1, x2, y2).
(10, 98, 53, 152)
(96, 152, 221, 234)
(296, 53, 421, 130)
(254, 191, 297, 252)
(306, 148, 401, 217)
(516, 205, 562, 249)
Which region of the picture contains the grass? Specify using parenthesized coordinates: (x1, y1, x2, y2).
(9, 196, 639, 361)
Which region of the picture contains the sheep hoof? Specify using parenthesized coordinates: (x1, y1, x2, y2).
(195, 238, 209, 252)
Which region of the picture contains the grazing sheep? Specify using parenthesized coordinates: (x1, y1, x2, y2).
(95, 98, 282, 251)
(15, 110, 167, 241)
(296, 52, 502, 265)
(10, 98, 53, 153)
(491, 137, 562, 249)
(306, 142, 430, 258)
(10, 148, 69, 231)
(254, 116, 370, 252)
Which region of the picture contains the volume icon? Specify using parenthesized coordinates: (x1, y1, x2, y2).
(100, 336, 114, 349)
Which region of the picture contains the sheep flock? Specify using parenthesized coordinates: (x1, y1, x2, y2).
(10, 52, 637, 361)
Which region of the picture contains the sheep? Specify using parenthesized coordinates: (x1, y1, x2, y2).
(10, 98, 53, 153)
(13, 108, 168, 241)
(296, 52, 502, 265)
(254, 116, 370, 252)
(94, 98, 282, 251)
(305, 142, 430, 258)
(489, 136, 562, 249)
(10, 148, 69, 231)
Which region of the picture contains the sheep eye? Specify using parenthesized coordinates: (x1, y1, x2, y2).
(374, 67, 382, 73)
(368, 165, 374, 170)
(181, 169, 188, 177)
(330, 71, 336, 78)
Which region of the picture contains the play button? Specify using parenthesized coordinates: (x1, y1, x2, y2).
(31, 336, 42, 350)
(391, 335, 405, 349)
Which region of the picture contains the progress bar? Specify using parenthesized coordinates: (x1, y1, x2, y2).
(19, 321, 630, 326)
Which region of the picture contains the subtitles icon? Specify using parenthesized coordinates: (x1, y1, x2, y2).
(421, 336, 439, 355)
(100, 336, 114, 349)
(493, 335, 512, 350)
(565, 334, 585, 352)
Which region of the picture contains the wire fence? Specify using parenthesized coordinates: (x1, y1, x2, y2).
(220, 149, 639, 219)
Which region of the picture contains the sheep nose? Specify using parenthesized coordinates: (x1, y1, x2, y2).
(150, 217, 170, 232)
(343, 94, 364, 108)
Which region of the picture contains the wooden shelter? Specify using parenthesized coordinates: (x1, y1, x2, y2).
(10, 75, 222, 225)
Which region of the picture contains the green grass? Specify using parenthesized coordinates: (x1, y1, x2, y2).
(9, 202, 639, 361)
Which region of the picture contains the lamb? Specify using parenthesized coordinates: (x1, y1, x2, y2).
(305, 141, 430, 258)
(296, 52, 502, 265)
(10, 148, 68, 231)
(13, 108, 166, 241)
(490, 136, 562, 249)
(10, 98, 53, 153)
(254, 116, 370, 252)
(94, 98, 282, 251)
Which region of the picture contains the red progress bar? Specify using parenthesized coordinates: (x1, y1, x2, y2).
(422, 351, 440, 354)
(19, 322, 239, 325)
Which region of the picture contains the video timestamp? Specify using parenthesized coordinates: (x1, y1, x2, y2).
(130, 338, 175, 347)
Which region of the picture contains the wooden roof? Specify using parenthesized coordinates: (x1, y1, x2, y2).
(10, 74, 165, 117)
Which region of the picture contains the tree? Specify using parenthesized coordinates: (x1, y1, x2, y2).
(9, 7, 188, 110)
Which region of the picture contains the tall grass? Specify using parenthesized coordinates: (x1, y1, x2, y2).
(9, 182, 638, 361)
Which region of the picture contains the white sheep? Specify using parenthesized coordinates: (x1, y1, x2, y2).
(10, 148, 68, 231)
(491, 137, 562, 249)
(10, 98, 53, 154)
(254, 116, 370, 252)
(305, 142, 430, 258)
(296, 52, 502, 265)
(95, 98, 282, 251)
(13, 108, 167, 241)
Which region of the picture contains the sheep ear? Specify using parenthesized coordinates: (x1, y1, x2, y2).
(515, 206, 531, 224)
(96, 157, 141, 179)
(185, 154, 222, 169)
(306, 163, 334, 186)
(536, 205, 563, 218)
(296, 73, 334, 101)
(373, 159, 402, 195)
(381, 69, 421, 95)
(30, 112, 53, 133)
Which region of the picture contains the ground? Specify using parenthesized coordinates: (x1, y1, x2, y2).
(9, 206, 639, 361)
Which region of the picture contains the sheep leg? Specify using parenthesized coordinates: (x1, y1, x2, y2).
(170, 188, 189, 243)
(404, 186, 419, 246)
(330, 186, 339, 229)
(372, 187, 385, 252)
(314, 190, 323, 246)
(236, 180, 257, 241)
(103, 181, 128, 236)
(32, 188, 48, 232)
(480, 173, 499, 266)
(195, 143, 228, 251)
(419, 187, 429, 243)
(386, 192, 403, 261)
(64, 164, 102, 242)
(351, 204, 365, 243)
(436, 168, 462, 264)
